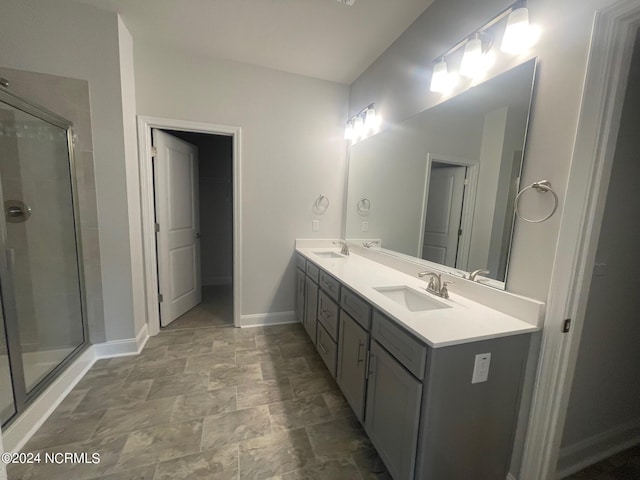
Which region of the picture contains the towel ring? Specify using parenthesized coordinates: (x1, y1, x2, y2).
(357, 197, 371, 215)
(514, 180, 559, 223)
(314, 195, 330, 213)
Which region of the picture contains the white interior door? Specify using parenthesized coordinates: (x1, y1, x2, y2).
(153, 129, 201, 327)
(422, 165, 467, 266)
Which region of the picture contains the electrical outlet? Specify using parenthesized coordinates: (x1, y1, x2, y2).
(472, 353, 491, 384)
(312, 220, 320, 232)
(361, 221, 369, 232)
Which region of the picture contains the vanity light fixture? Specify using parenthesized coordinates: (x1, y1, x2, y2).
(344, 104, 382, 144)
(430, 58, 456, 93)
(501, 6, 540, 54)
(430, 1, 539, 94)
(460, 33, 495, 79)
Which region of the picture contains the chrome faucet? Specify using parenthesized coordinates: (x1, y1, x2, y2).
(333, 240, 350, 256)
(362, 240, 379, 248)
(418, 271, 453, 299)
(468, 269, 490, 281)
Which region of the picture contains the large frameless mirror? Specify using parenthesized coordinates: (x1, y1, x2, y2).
(345, 58, 537, 288)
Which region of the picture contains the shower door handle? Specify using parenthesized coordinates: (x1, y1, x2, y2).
(5, 200, 31, 223)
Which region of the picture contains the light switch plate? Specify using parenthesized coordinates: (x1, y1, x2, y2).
(472, 353, 491, 384)
(312, 220, 320, 232)
(361, 221, 369, 232)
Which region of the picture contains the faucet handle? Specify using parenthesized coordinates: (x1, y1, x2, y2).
(441, 280, 454, 299)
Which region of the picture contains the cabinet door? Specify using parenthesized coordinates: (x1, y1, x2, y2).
(295, 269, 306, 324)
(365, 341, 422, 480)
(304, 277, 318, 344)
(337, 311, 369, 421)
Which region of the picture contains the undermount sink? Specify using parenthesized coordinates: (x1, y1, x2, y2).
(313, 251, 345, 259)
(373, 285, 451, 312)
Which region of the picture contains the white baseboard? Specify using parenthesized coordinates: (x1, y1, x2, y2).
(240, 311, 296, 328)
(556, 419, 640, 479)
(2, 347, 96, 453)
(2, 325, 150, 453)
(93, 323, 149, 358)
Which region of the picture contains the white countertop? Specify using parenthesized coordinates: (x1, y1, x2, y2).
(297, 247, 538, 348)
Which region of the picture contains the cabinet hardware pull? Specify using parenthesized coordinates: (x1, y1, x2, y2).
(357, 341, 365, 365)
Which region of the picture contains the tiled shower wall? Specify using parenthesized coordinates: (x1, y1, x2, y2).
(0, 66, 105, 344)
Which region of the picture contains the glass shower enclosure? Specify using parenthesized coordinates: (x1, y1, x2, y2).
(0, 87, 88, 426)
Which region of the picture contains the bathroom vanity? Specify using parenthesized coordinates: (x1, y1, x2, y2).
(294, 246, 538, 480)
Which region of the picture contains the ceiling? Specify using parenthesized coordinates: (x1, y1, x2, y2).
(75, 0, 434, 85)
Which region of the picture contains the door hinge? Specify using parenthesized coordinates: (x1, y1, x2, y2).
(562, 318, 571, 333)
(158, 293, 164, 303)
(151, 146, 158, 157)
(458, 228, 463, 236)
(464, 178, 469, 186)
(154, 223, 160, 233)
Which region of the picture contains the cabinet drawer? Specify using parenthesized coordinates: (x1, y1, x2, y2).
(318, 270, 341, 301)
(340, 288, 371, 330)
(295, 253, 306, 271)
(317, 322, 337, 377)
(306, 261, 320, 283)
(372, 310, 427, 380)
(318, 290, 339, 340)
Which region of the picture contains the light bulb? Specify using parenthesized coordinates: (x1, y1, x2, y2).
(364, 108, 377, 130)
(501, 7, 540, 54)
(344, 123, 353, 140)
(460, 37, 483, 78)
(353, 116, 364, 140)
(430, 59, 450, 93)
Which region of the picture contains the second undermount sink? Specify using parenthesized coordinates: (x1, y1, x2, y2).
(373, 285, 451, 312)
(313, 251, 345, 259)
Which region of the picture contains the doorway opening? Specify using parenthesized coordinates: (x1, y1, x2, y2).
(137, 117, 241, 336)
(555, 25, 640, 480)
(152, 129, 234, 330)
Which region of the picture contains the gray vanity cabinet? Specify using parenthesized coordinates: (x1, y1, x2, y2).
(336, 310, 369, 421)
(304, 276, 318, 344)
(295, 268, 306, 324)
(294, 252, 530, 480)
(365, 340, 422, 480)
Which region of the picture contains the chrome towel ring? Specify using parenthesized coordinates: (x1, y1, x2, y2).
(514, 180, 559, 223)
(314, 194, 330, 214)
(357, 197, 371, 215)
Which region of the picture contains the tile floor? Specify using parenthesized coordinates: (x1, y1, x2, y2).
(562, 444, 640, 480)
(164, 285, 234, 330)
(8, 321, 390, 479)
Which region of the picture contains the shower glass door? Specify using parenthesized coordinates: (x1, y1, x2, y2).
(0, 90, 87, 425)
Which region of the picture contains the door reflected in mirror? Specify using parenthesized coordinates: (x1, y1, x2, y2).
(345, 58, 537, 288)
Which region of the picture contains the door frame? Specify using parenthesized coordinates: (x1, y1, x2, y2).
(137, 116, 242, 334)
(418, 153, 479, 271)
(519, 2, 640, 478)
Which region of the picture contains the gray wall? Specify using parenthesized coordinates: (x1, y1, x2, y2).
(558, 28, 640, 471)
(0, 0, 145, 341)
(348, 0, 619, 301)
(134, 40, 349, 319)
